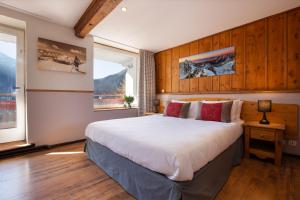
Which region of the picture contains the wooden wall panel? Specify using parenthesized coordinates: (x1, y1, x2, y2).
(231, 27, 245, 90)
(155, 7, 300, 94)
(287, 8, 300, 89)
(179, 44, 190, 93)
(165, 49, 172, 92)
(198, 37, 212, 92)
(268, 14, 286, 90)
(189, 41, 199, 92)
(245, 20, 266, 90)
(212, 35, 220, 92)
(219, 31, 232, 91)
(161, 51, 166, 92)
(154, 52, 162, 93)
(171, 47, 180, 92)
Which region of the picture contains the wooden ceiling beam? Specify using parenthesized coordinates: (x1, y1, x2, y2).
(74, 0, 122, 38)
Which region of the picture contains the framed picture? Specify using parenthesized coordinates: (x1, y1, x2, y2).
(37, 38, 87, 74)
(179, 46, 235, 79)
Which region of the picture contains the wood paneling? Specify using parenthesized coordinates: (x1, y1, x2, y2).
(165, 49, 172, 92)
(231, 27, 245, 90)
(287, 8, 300, 89)
(245, 19, 266, 90)
(198, 37, 213, 92)
(171, 47, 180, 92)
(212, 34, 220, 92)
(268, 14, 286, 90)
(154, 52, 163, 93)
(155, 7, 300, 94)
(179, 44, 190, 93)
(219, 31, 232, 91)
(189, 41, 199, 92)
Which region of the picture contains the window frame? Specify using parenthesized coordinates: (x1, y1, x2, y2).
(93, 43, 140, 110)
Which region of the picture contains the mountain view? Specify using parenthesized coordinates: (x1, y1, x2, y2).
(0, 52, 16, 129)
(93, 69, 127, 108)
(0, 52, 16, 93)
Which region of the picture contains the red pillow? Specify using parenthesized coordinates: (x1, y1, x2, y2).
(201, 103, 222, 122)
(165, 102, 184, 117)
(195, 101, 233, 122)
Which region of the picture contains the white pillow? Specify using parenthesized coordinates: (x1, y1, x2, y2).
(202, 100, 240, 122)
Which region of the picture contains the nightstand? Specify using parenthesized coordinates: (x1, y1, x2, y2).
(244, 122, 286, 166)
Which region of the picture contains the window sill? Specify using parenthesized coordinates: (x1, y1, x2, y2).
(93, 107, 139, 112)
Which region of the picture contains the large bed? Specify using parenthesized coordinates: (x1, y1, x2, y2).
(85, 114, 244, 200)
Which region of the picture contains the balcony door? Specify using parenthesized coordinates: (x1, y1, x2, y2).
(0, 25, 25, 143)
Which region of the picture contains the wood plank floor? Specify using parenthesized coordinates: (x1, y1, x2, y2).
(0, 141, 29, 152)
(0, 142, 299, 200)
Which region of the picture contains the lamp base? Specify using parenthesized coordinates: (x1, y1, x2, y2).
(259, 112, 270, 124)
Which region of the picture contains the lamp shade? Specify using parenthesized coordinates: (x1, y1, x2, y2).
(258, 100, 272, 112)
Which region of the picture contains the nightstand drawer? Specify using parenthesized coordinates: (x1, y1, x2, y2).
(250, 128, 275, 141)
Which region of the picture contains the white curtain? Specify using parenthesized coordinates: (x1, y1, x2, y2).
(138, 50, 156, 116)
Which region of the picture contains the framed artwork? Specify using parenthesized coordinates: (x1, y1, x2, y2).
(179, 46, 235, 79)
(37, 38, 86, 74)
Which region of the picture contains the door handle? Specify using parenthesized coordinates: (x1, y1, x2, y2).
(13, 86, 21, 90)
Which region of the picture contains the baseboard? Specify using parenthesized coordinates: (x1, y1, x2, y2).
(0, 139, 86, 159)
(46, 139, 86, 148)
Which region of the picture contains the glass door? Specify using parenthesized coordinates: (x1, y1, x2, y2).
(0, 25, 25, 143)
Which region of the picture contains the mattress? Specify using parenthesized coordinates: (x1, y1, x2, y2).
(85, 115, 243, 181)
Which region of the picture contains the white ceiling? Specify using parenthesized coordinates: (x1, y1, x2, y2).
(0, 0, 92, 27)
(0, 0, 299, 52)
(92, 0, 300, 52)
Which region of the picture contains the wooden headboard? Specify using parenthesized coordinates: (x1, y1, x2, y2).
(160, 98, 298, 139)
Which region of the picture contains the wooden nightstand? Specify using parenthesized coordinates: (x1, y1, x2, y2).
(244, 122, 286, 166)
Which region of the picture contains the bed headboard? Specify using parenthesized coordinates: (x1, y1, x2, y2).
(159, 98, 298, 139)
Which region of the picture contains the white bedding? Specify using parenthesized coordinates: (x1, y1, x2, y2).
(85, 115, 243, 181)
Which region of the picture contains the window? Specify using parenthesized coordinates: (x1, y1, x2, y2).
(93, 43, 139, 109)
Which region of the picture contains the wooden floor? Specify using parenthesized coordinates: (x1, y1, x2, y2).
(0, 140, 28, 152)
(0, 142, 299, 200)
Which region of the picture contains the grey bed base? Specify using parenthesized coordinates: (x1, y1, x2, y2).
(85, 136, 243, 200)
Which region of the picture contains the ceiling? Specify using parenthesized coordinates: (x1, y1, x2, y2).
(92, 0, 300, 52)
(0, 0, 299, 52)
(0, 0, 92, 27)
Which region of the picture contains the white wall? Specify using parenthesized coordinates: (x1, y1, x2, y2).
(158, 93, 300, 156)
(0, 7, 94, 91)
(0, 6, 139, 145)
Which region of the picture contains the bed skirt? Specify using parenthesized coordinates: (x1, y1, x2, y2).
(85, 136, 243, 200)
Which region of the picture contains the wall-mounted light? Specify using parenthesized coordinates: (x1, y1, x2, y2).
(121, 7, 127, 12)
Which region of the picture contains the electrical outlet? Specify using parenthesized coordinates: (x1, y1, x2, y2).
(288, 140, 297, 146)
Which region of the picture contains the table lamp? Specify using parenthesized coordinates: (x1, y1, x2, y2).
(258, 100, 272, 124)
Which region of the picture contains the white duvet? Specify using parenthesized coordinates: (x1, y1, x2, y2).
(85, 115, 243, 181)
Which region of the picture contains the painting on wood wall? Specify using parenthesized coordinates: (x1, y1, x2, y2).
(37, 38, 86, 74)
(179, 46, 235, 79)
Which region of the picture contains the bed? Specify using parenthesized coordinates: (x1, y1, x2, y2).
(85, 114, 244, 200)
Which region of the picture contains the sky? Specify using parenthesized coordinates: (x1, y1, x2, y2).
(93, 59, 125, 79)
(0, 40, 16, 59)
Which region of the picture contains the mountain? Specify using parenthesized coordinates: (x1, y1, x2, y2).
(94, 69, 127, 95)
(0, 52, 16, 93)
